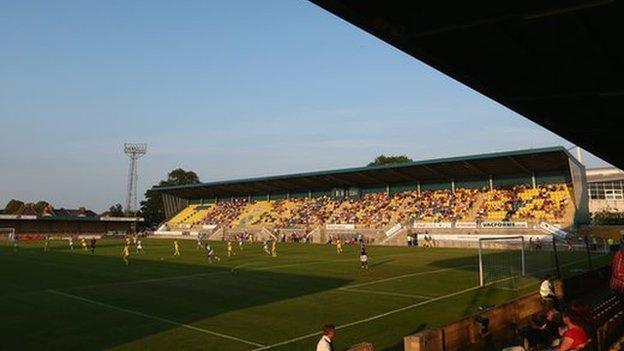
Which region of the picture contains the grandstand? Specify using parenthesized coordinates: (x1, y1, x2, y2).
(153, 146, 589, 244)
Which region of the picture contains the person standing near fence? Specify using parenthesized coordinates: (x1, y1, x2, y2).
(540, 275, 559, 309)
(611, 243, 624, 299)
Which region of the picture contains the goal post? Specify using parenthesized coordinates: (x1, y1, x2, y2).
(478, 236, 525, 287)
(0, 227, 16, 242)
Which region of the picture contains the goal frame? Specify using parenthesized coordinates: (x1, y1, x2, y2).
(478, 235, 525, 287)
(0, 227, 16, 241)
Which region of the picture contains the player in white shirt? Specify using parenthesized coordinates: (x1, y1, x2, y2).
(205, 244, 220, 263)
(196, 236, 203, 250)
(316, 324, 335, 351)
(136, 239, 144, 254)
(360, 246, 368, 269)
(262, 241, 271, 255)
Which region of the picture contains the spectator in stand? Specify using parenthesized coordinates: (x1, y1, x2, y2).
(316, 324, 335, 351)
(556, 308, 589, 351)
(519, 308, 561, 349)
(568, 300, 595, 343)
(611, 243, 624, 299)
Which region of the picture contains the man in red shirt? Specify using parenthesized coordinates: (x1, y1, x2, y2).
(611, 244, 624, 299)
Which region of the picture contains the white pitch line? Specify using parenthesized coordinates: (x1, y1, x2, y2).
(250, 274, 535, 351)
(337, 287, 433, 300)
(230, 251, 421, 274)
(47, 289, 265, 348)
(70, 259, 327, 290)
(67, 256, 365, 291)
(342, 264, 474, 289)
(251, 282, 487, 350)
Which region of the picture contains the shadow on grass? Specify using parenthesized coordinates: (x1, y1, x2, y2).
(0, 242, 351, 350)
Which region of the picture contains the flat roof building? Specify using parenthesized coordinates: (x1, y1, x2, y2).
(586, 167, 624, 213)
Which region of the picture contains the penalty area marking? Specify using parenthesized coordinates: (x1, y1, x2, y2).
(67, 252, 434, 291)
(230, 251, 420, 273)
(47, 289, 265, 348)
(337, 287, 433, 300)
(341, 264, 474, 289)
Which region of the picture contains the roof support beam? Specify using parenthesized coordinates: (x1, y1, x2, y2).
(302, 176, 334, 187)
(422, 165, 451, 180)
(507, 156, 532, 174)
(356, 171, 387, 185)
(386, 169, 415, 182)
(323, 174, 349, 186)
(462, 161, 488, 176)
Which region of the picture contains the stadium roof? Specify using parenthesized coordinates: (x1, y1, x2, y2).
(309, 1, 624, 169)
(153, 146, 580, 199)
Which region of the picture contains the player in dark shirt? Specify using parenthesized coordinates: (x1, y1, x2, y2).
(90, 238, 97, 254)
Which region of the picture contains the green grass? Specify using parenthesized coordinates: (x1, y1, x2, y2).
(0, 239, 610, 351)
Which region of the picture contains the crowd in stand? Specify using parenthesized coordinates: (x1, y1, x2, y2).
(477, 184, 569, 222)
(393, 188, 479, 223)
(172, 183, 571, 229)
(202, 199, 249, 227)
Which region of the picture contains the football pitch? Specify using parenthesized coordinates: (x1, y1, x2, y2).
(1, 239, 610, 351)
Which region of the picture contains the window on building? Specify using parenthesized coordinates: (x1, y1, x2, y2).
(589, 181, 624, 200)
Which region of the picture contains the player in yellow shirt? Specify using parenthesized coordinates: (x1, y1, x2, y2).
(227, 240, 233, 257)
(81, 238, 88, 251)
(122, 245, 130, 265)
(44, 236, 50, 252)
(173, 239, 181, 256)
(336, 239, 343, 254)
(271, 240, 277, 257)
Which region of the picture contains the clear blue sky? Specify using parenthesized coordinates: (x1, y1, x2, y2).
(0, 0, 610, 212)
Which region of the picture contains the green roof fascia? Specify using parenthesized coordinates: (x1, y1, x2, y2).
(152, 146, 568, 193)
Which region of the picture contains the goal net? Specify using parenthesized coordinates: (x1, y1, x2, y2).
(0, 227, 16, 243)
(478, 236, 525, 290)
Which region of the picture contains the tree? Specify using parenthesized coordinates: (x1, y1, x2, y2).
(3, 199, 24, 214)
(140, 168, 200, 227)
(107, 203, 125, 217)
(367, 154, 413, 167)
(592, 210, 624, 225)
(34, 201, 50, 213)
